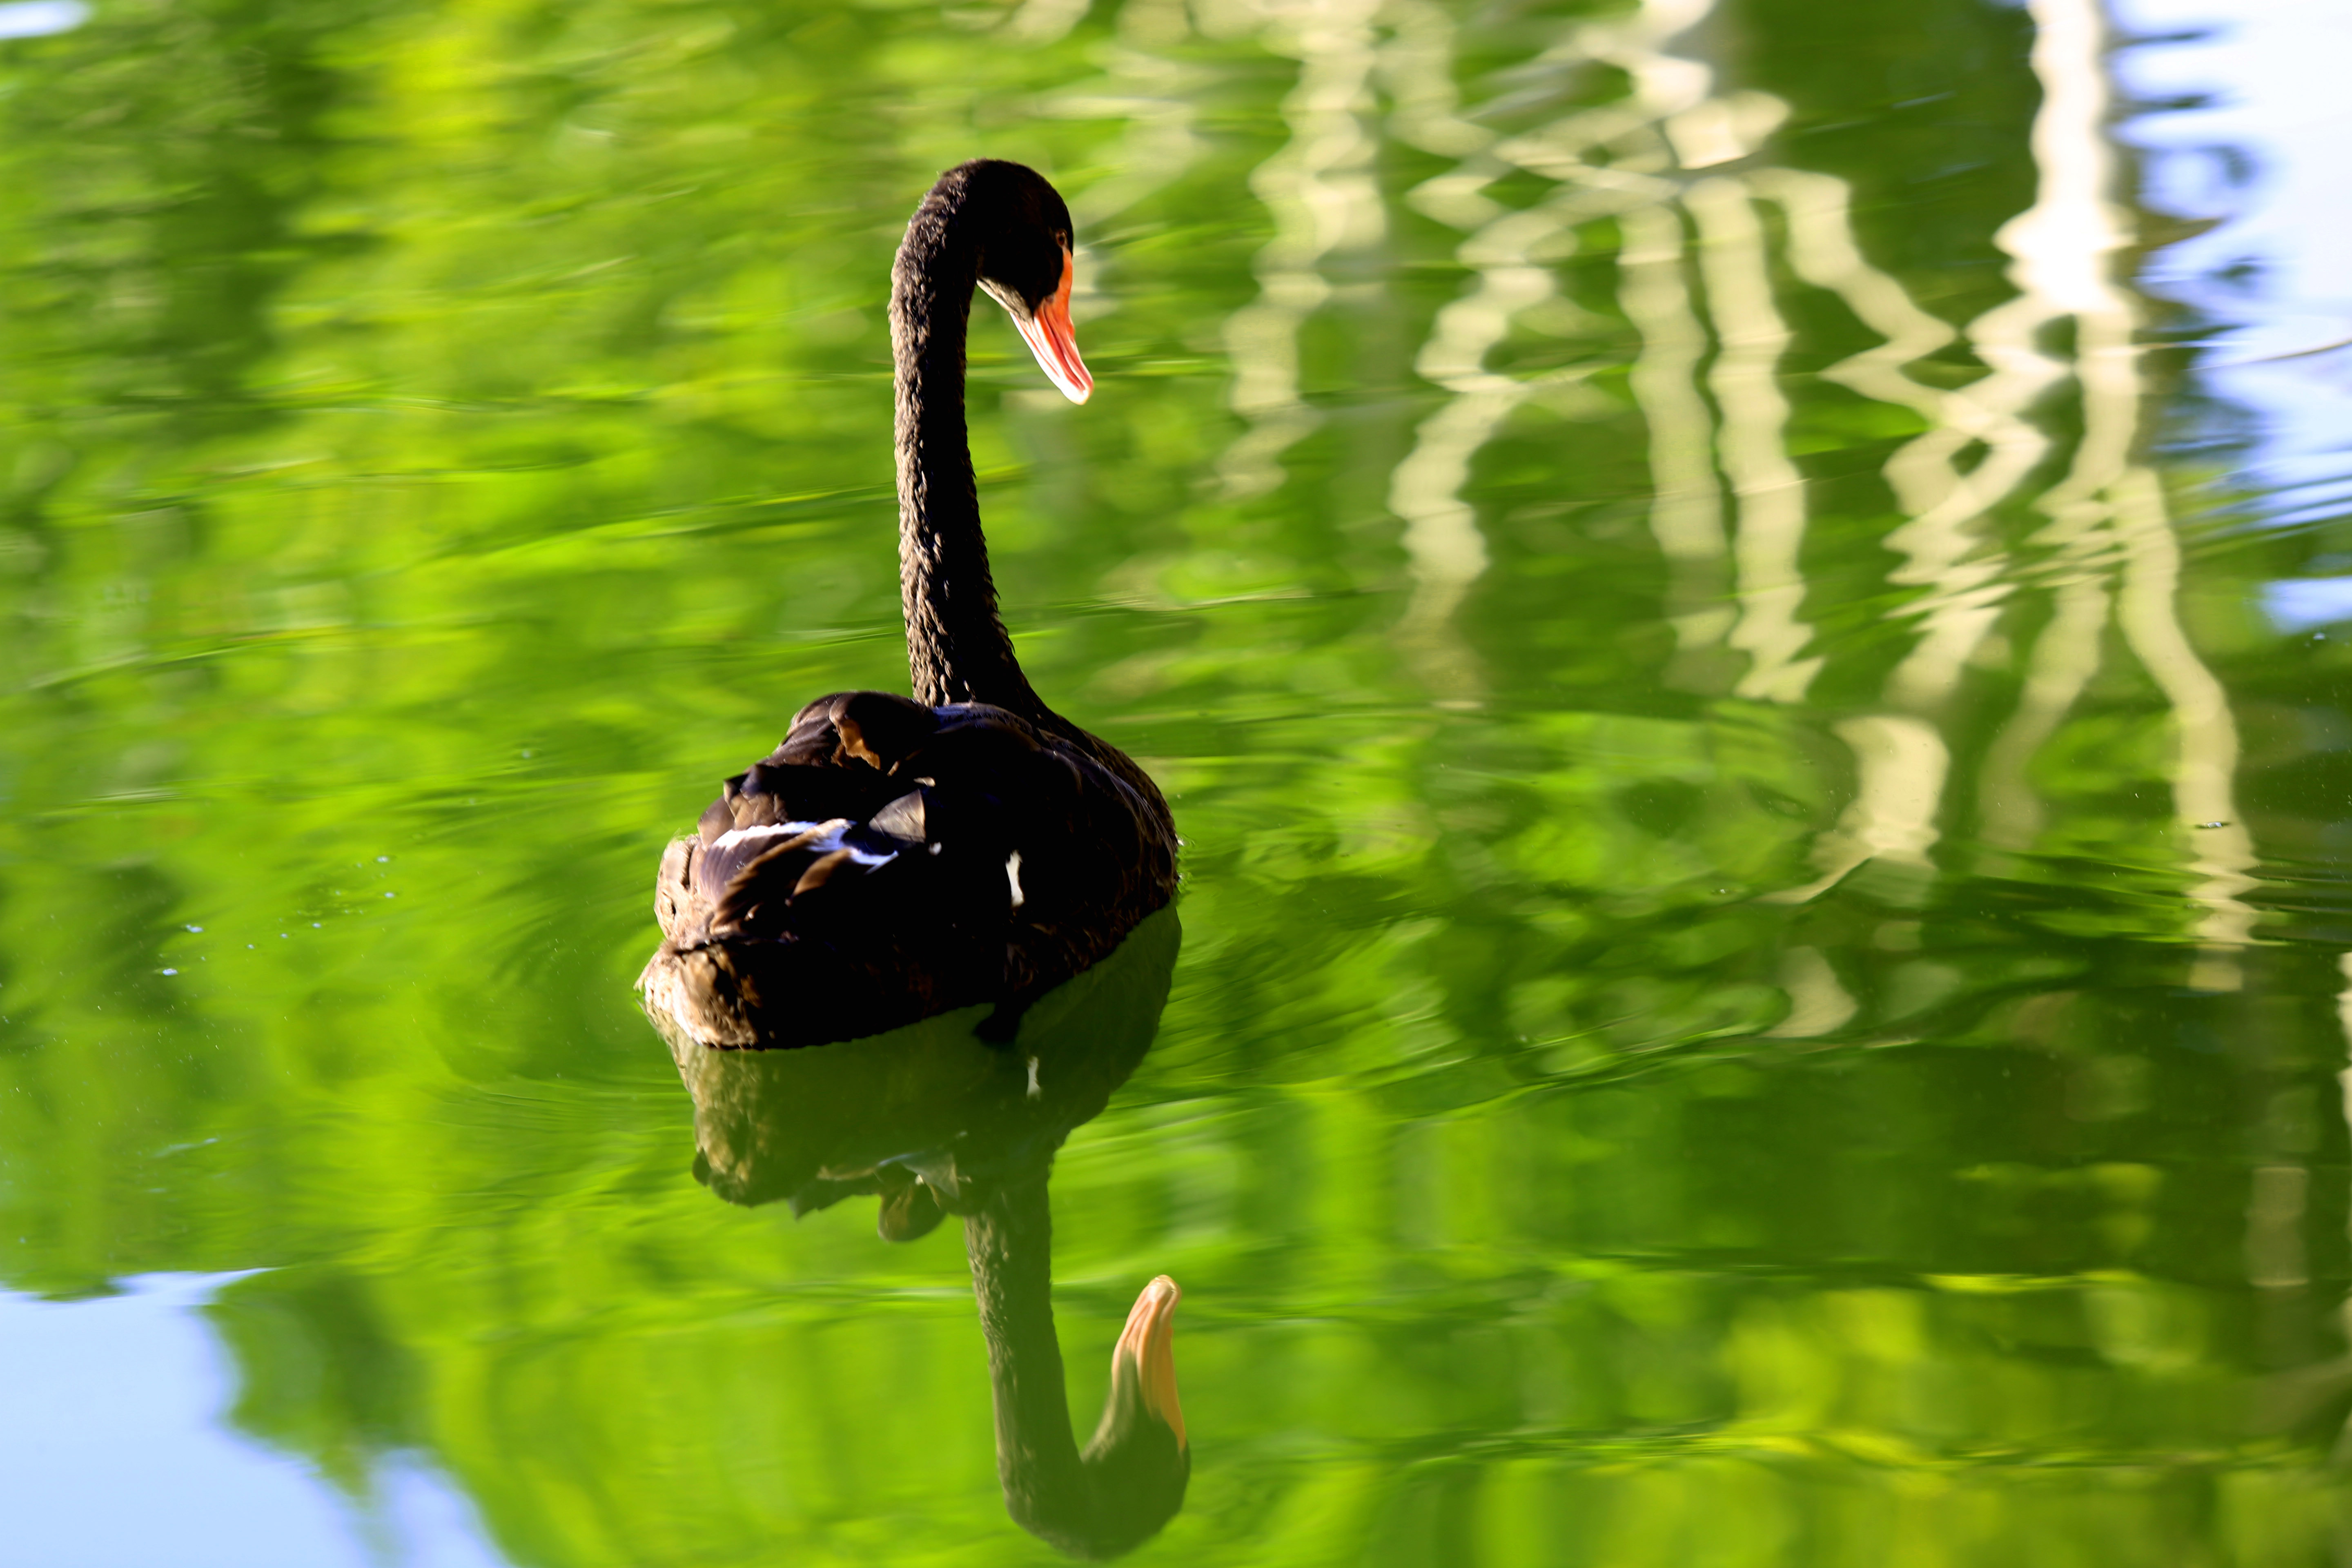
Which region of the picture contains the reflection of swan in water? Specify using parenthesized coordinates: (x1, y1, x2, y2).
(651, 909, 1189, 1559)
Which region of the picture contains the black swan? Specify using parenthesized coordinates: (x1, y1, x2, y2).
(658, 907, 1191, 1557)
(641, 158, 1178, 1050)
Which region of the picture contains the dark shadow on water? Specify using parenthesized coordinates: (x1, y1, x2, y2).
(648, 906, 1187, 1560)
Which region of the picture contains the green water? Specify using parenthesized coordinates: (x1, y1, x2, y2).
(4, 0, 2351, 1561)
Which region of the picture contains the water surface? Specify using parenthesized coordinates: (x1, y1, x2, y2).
(3, 0, 2351, 1562)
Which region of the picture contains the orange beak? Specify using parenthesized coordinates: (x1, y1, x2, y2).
(1014, 246, 1093, 405)
(1114, 1274, 1185, 1450)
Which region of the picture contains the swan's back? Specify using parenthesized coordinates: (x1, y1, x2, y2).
(641, 689, 1176, 1048)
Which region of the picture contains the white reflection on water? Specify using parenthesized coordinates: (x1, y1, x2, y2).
(0, 1274, 505, 1568)
(2119, 0, 2352, 521)
(2264, 577, 2352, 632)
(1214, 0, 1384, 502)
(0, 0, 87, 39)
(1408, 0, 2261, 953)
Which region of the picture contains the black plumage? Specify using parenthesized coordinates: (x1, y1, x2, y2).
(641, 162, 1178, 1049)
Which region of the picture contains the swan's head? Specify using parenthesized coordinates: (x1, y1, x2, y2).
(961, 159, 1094, 405)
(1069, 1274, 1189, 1557)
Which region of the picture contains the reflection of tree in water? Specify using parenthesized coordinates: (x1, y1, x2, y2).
(0, 0, 374, 889)
(656, 908, 1188, 1559)
(4, 0, 366, 459)
(1070, 0, 2304, 1074)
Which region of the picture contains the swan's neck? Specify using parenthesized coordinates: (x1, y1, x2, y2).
(965, 1174, 1093, 1543)
(891, 196, 1043, 714)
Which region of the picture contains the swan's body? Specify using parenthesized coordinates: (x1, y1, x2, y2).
(641, 160, 1176, 1049)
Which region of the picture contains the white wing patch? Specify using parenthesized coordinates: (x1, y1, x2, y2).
(715, 818, 899, 869)
(712, 820, 824, 852)
(1005, 851, 1026, 910)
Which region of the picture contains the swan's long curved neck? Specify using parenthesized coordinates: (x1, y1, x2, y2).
(964, 1172, 1089, 1535)
(891, 191, 1044, 715)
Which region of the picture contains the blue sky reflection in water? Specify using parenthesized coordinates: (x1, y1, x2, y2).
(2, 0, 2352, 1564)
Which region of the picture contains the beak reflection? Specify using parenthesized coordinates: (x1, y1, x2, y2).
(1114, 1274, 1186, 1453)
